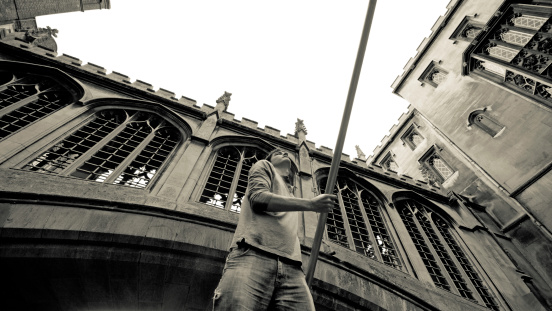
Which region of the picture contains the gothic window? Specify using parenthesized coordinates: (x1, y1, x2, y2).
(199, 146, 267, 213)
(469, 110, 505, 137)
(401, 125, 424, 150)
(0, 72, 74, 141)
(22, 109, 181, 189)
(450, 16, 485, 42)
(419, 61, 448, 87)
(467, 3, 552, 108)
(396, 199, 499, 310)
(419, 147, 454, 183)
(319, 176, 402, 270)
(380, 152, 399, 172)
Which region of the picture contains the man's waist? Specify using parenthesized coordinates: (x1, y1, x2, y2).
(235, 241, 302, 267)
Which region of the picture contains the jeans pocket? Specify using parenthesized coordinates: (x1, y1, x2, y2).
(226, 246, 251, 261)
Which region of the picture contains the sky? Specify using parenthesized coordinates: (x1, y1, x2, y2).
(37, 0, 450, 159)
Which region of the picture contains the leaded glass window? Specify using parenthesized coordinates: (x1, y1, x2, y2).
(0, 73, 73, 141)
(199, 146, 267, 213)
(396, 199, 500, 310)
(23, 109, 181, 189)
(420, 147, 454, 183)
(431, 157, 453, 180)
(319, 177, 402, 269)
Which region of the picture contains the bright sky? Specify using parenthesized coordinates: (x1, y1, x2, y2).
(37, 0, 450, 158)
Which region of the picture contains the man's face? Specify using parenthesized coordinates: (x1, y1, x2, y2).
(269, 150, 291, 167)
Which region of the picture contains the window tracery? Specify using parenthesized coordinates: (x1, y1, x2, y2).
(199, 146, 267, 213)
(0, 73, 73, 141)
(23, 109, 181, 189)
(319, 176, 402, 269)
(396, 199, 499, 310)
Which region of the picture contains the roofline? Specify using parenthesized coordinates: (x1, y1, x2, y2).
(391, 0, 466, 95)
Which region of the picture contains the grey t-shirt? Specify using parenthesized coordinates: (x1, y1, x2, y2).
(230, 160, 302, 263)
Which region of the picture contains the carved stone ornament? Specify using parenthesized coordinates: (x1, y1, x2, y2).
(24, 26, 58, 51)
(294, 118, 308, 136)
(418, 164, 440, 187)
(216, 91, 232, 109)
(355, 145, 366, 160)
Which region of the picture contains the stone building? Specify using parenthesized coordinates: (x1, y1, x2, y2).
(369, 0, 552, 309)
(0, 0, 550, 310)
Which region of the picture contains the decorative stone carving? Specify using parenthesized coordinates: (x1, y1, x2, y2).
(294, 118, 308, 136)
(215, 91, 232, 110)
(355, 145, 366, 160)
(23, 26, 58, 52)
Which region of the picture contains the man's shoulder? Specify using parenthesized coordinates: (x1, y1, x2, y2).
(250, 160, 274, 175)
(253, 159, 272, 168)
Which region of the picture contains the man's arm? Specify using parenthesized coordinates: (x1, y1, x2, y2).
(248, 160, 335, 213)
(262, 193, 336, 213)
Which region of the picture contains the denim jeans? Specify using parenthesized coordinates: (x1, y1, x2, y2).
(212, 244, 315, 311)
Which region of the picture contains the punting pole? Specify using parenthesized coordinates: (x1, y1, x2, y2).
(306, 0, 378, 287)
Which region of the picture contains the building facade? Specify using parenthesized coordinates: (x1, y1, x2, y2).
(370, 0, 552, 309)
(0, 1, 550, 310)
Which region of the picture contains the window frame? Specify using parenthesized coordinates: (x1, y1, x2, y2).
(15, 107, 184, 190)
(196, 144, 299, 213)
(318, 175, 405, 271)
(0, 74, 75, 142)
(450, 16, 485, 43)
(419, 61, 448, 88)
(380, 151, 399, 172)
(419, 146, 455, 183)
(401, 125, 424, 150)
(468, 110, 505, 137)
(394, 198, 501, 310)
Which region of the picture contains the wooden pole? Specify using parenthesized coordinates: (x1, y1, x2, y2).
(306, 0, 378, 287)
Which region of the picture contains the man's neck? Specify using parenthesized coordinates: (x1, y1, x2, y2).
(272, 163, 290, 178)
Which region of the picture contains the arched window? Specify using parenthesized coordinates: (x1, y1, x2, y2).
(22, 109, 181, 189)
(396, 199, 499, 310)
(0, 72, 74, 141)
(319, 176, 402, 270)
(199, 146, 267, 213)
(469, 111, 505, 137)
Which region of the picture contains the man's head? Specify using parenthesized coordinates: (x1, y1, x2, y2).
(266, 148, 290, 167)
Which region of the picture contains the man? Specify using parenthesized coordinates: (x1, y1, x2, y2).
(212, 148, 336, 310)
